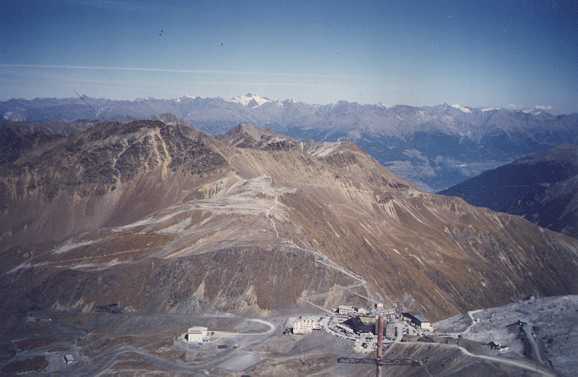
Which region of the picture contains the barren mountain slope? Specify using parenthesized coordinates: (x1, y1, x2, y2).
(1, 121, 578, 320)
(442, 145, 578, 238)
(0, 122, 66, 164)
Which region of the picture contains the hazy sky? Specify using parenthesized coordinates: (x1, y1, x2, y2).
(1, 0, 577, 111)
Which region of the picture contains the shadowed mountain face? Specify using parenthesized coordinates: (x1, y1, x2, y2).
(441, 145, 578, 238)
(0, 123, 64, 164)
(1, 121, 578, 320)
(2, 97, 578, 190)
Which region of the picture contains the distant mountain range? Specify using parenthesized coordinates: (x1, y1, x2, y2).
(2, 94, 578, 190)
(441, 145, 578, 238)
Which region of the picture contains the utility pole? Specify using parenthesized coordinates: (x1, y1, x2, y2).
(376, 314, 385, 377)
(337, 305, 423, 376)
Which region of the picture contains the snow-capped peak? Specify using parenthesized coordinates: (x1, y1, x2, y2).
(451, 104, 472, 113)
(228, 93, 272, 107)
(521, 106, 552, 116)
(481, 107, 500, 112)
(175, 95, 193, 103)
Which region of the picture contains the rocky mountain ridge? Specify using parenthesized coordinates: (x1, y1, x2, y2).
(1, 121, 578, 321)
(3, 97, 577, 190)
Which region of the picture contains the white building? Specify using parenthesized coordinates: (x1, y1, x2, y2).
(337, 305, 356, 316)
(402, 313, 433, 332)
(357, 307, 369, 315)
(64, 354, 75, 366)
(186, 326, 209, 343)
(293, 317, 321, 335)
(421, 320, 433, 332)
(385, 322, 397, 339)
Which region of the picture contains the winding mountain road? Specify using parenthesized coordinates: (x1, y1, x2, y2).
(399, 341, 557, 377)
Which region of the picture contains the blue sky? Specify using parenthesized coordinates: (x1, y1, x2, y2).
(1, 0, 577, 112)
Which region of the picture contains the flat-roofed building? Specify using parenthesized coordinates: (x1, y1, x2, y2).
(186, 326, 209, 343)
(402, 312, 433, 331)
(385, 322, 398, 339)
(293, 316, 321, 335)
(64, 354, 75, 366)
(337, 305, 356, 316)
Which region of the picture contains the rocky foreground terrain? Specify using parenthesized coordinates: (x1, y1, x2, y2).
(1, 121, 578, 323)
(436, 295, 578, 377)
(442, 145, 578, 238)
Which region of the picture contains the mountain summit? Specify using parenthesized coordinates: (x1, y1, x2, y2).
(228, 93, 273, 107)
(223, 122, 297, 150)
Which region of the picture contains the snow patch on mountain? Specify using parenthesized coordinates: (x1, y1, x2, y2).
(309, 142, 343, 158)
(228, 93, 273, 107)
(521, 106, 552, 116)
(451, 104, 472, 113)
(175, 96, 194, 103)
(3, 111, 26, 121)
